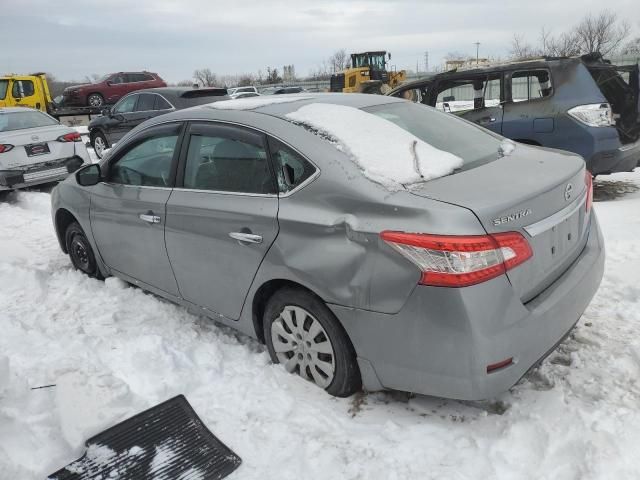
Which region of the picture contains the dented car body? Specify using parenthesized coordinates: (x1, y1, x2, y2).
(51, 94, 604, 400)
(389, 54, 640, 176)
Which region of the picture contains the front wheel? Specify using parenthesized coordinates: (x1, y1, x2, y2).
(91, 131, 108, 159)
(264, 287, 361, 397)
(87, 93, 104, 107)
(65, 222, 101, 278)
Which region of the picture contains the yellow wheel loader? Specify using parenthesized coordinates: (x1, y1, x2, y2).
(330, 51, 406, 94)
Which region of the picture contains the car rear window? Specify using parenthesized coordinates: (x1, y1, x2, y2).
(364, 102, 502, 169)
(0, 110, 58, 132)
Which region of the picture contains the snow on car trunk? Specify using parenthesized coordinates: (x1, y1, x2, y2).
(286, 103, 463, 190)
(208, 96, 313, 110)
(1, 173, 640, 479)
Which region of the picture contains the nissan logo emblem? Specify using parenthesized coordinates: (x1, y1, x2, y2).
(564, 183, 573, 201)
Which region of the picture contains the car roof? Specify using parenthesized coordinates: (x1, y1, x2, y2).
(0, 107, 49, 114)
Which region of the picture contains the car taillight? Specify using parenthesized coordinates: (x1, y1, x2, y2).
(585, 170, 593, 213)
(567, 103, 614, 127)
(0, 144, 14, 153)
(57, 132, 82, 142)
(380, 231, 533, 287)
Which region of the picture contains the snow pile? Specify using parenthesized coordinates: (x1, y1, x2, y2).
(1, 172, 640, 479)
(286, 103, 463, 189)
(208, 96, 312, 110)
(499, 139, 517, 157)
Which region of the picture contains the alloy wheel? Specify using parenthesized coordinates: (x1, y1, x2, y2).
(270, 305, 336, 388)
(93, 136, 106, 157)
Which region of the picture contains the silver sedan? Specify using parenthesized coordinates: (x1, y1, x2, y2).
(0, 107, 89, 190)
(51, 94, 604, 399)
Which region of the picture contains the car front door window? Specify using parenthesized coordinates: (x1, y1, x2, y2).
(109, 133, 179, 187)
(113, 95, 138, 114)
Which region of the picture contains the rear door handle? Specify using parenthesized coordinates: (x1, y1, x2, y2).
(229, 232, 263, 244)
(139, 213, 161, 224)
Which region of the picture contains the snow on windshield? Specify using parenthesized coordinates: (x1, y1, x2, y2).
(209, 96, 312, 110)
(286, 103, 463, 190)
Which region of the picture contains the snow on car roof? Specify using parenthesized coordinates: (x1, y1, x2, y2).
(207, 95, 314, 110)
(286, 103, 463, 190)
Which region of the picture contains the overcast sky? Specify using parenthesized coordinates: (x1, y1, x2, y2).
(2, 0, 639, 83)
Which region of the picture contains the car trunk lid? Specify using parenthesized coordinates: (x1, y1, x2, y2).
(409, 145, 589, 303)
(0, 125, 75, 169)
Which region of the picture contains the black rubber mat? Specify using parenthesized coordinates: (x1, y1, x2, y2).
(48, 395, 241, 480)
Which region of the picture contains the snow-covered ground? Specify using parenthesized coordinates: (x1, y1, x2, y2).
(1, 171, 639, 479)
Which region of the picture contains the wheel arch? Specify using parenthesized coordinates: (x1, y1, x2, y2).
(251, 278, 326, 344)
(54, 208, 78, 254)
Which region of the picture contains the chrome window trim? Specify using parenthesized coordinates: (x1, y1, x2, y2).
(172, 187, 278, 198)
(524, 188, 587, 237)
(99, 182, 173, 191)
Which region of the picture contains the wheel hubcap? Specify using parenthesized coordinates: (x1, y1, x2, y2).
(89, 96, 102, 107)
(71, 237, 90, 271)
(271, 306, 335, 388)
(94, 137, 105, 156)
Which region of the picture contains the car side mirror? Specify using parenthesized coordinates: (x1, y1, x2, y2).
(101, 107, 111, 116)
(113, 113, 125, 121)
(106, 81, 113, 87)
(76, 164, 102, 186)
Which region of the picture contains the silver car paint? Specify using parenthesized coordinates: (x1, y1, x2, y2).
(51, 94, 605, 399)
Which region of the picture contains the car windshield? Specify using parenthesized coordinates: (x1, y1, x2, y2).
(364, 102, 502, 168)
(0, 80, 8, 100)
(0, 110, 58, 132)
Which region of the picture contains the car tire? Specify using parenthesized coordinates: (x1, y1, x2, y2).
(87, 93, 104, 107)
(65, 221, 102, 278)
(264, 287, 361, 397)
(91, 131, 109, 159)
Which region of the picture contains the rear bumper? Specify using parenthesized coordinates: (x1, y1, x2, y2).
(330, 213, 605, 400)
(587, 136, 640, 175)
(0, 156, 86, 190)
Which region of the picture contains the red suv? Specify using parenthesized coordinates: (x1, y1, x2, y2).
(62, 72, 166, 108)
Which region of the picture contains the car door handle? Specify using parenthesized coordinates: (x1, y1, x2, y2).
(229, 232, 263, 244)
(139, 213, 161, 224)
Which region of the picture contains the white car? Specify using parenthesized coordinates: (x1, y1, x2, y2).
(0, 108, 90, 191)
(227, 86, 259, 97)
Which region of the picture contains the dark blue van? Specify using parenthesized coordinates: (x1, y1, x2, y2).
(389, 54, 640, 176)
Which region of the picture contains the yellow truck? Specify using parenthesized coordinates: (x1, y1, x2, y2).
(329, 51, 407, 94)
(0, 73, 102, 123)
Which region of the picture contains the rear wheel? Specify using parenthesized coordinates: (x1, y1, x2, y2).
(87, 93, 104, 107)
(91, 131, 108, 159)
(264, 287, 361, 397)
(65, 222, 101, 278)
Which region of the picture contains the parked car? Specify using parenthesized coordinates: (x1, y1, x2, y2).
(261, 86, 307, 95)
(230, 92, 260, 99)
(228, 86, 259, 96)
(0, 107, 89, 190)
(62, 72, 166, 108)
(52, 94, 604, 400)
(389, 54, 640, 176)
(89, 87, 229, 158)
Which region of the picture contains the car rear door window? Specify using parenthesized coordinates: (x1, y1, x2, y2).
(511, 70, 552, 102)
(182, 125, 275, 194)
(268, 138, 316, 193)
(113, 94, 138, 113)
(135, 93, 155, 112)
(435, 75, 501, 113)
(154, 95, 172, 110)
(109, 129, 179, 187)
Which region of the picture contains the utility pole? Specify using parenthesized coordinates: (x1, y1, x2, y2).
(474, 42, 480, 65)
(424, 51, 429, 73)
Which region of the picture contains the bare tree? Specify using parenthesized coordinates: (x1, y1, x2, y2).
(622, 37, 640, 55)
(193, 68, 218, 87)
(540, 28, 582, 57)
(237, 74, 256, 87)
(175, 79, 194, 87)
(265, 67, 282, 84)
(574, 11, 630, 56)
(510, 34, 541, 59)
(328, 49, 349, 72)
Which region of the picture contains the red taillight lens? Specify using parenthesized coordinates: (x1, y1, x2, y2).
(585, 170, 593, 214)
(57, 132, 82, 143)
(0, 144, 14, 153)
(381, 231, 533, 287)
